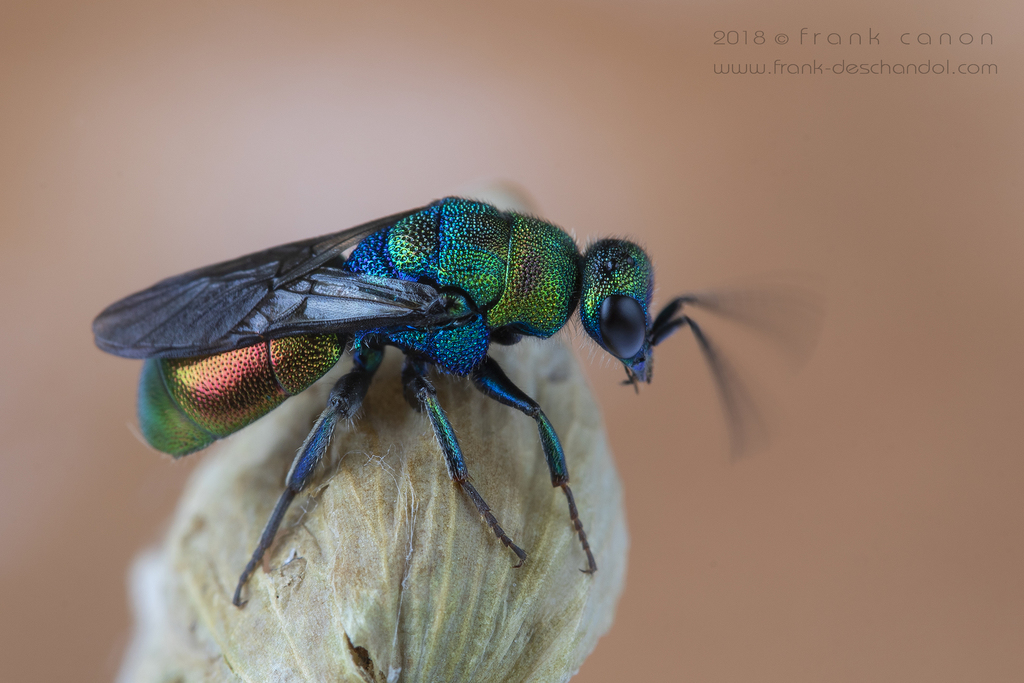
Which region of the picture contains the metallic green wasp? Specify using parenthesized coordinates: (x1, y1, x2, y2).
(94, 197, 764, 607)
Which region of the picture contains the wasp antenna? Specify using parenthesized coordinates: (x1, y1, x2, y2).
(680, 284, 824, 370)
(682, 315, 767, 459)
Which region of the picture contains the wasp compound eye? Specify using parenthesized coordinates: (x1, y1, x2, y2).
(599, 295, 646, 359)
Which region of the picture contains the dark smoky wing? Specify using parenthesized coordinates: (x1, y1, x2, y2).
(92, 206, 445, 359)
(138, 205, 424, 287)
(94, 268, 452, 359)
(93, 261, 277, 358)
(238, 271, 454, 343)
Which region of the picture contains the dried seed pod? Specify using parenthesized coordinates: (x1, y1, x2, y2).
(119, 340, 628, 683)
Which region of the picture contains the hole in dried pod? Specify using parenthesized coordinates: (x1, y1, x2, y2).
(345, 633, 381, 682)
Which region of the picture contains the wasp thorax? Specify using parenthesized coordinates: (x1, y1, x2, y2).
(119, 341, 627, 682)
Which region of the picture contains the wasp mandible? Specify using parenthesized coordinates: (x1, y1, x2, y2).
(94, 197, 775, 607)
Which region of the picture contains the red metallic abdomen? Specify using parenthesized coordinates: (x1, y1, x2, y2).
(138, 334, 344, 456)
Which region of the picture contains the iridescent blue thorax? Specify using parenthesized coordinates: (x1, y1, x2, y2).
(343, 197, 582, 374)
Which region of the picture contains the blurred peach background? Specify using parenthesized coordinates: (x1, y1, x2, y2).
(1, 0, 1022, 680)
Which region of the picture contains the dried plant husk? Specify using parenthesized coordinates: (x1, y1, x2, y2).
(119, 340, 627, 683)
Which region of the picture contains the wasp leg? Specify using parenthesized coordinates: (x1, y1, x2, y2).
(401, 356, 528, 568)
(232, 345, 384, 607)
(471, 356, 597, 574)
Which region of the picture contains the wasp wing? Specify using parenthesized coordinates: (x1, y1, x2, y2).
(93, 206, 457, 359)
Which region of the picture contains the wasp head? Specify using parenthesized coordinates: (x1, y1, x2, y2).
(579, 239, 654, 386)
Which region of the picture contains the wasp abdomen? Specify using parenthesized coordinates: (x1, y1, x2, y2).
(138, 334, 343, 456)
